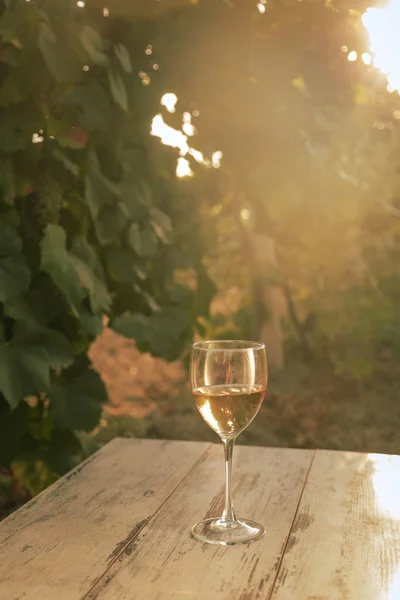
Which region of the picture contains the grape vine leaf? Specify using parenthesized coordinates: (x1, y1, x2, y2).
(105, 245, 140, 284)
(150, 207, 174, 244)
(85, 168, 120, 220)
(38, 22, 82, 84)
(108, 70, 128, 112)
(0, 321, 74, 409)
(0, 222, 31, 302)
(0, 396, 30, 467)
(113, 312, 150, 343)
(79, 25, 109, 67)
(127, 223, 158, 257)
(70, 236, 111, 313)
(94, 202, 129, 246)
(41, 224, 85, 308)
(114, 43, 132, 73)
(50, 368, 107, 431)
(113, 307, 190, 358)
(41, 225, 111, 313)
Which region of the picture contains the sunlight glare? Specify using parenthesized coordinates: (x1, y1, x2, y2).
(388, 567, 400, 600)
(371, 454, 400, 519)
(257, 3, 266, 13)
(348, 50, 357, 61)
(368, 453, 400, 599)
(182, 112, 196, 136)
(176, 157, 193, 178)
(363, 2, 400, 92)
(212, 151, 223, 168)
(32, 133, 44, 144)
(188, 148, 205, 163)
(200, 400, 220, 431)
(161, 93, 178, 113)
(362, 52, 372, 65)
(152, 94, 223, 178)
(151, 114, 189, 155)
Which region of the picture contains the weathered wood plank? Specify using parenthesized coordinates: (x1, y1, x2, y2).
(83, 445, 314, 600)
(271, 450, 400, 600)
(0, 438, 210, 600)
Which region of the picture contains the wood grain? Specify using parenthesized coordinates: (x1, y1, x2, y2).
(0, 438, 210, 600)
(271, 450, 400, 600)
(83, 445, 314, 600)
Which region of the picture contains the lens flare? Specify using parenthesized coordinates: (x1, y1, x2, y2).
(363, 2, 400, 92)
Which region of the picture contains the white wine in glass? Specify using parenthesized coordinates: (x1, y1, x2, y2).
(190, 340, 268, 545)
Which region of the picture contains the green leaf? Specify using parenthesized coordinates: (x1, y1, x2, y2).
(79, 25, 109, 67)
(41, 225, 110, 314)
(0, 223, 30, 302)
(0, 320, 74, 409)
(0, 396, 30, 467)
(108, 70, 128, 112)
(45, 430, 82, 475)
(105, 245, 140, 284)
(0, 343, 49, 409)
(85, 169, 120, 220)
(149, 307, 190, 347)
(194, 268, 217, 318)
(78, 306, 104, 338)
(0, 76, 23, 107)
(38, 22, 82, 84)
(46, 116, 70, 137)
(14, 321, 74, 370)
(4, 295, 35, 323)
(95, 202, 129, 245)
(57, 127, 88, 150)
(0, 221, 22, 255)
(121, 194, 148, 222)
(112, 308, 189, 358)
(0, 4, 20, 43)
(150, 207, 174, 244)
(50, 368, 107, 431)
(70, 237, 111, 313)
(41, 224, 85, 308)
(114, 43, 132, 73)
(0, 256, 31, 302)
(148, 308, 190, 360)
(167, 282, 193, 306)
(127, 223, 158, 257)
(113, 312, 150, 343)
(0, 115, 28, 152)
(4, 274, 68, 327)
(0, 158, 16, 205)
(63, 81, 113, 130)
(52, 148, 80, 176)
(12, 458, 59, 497)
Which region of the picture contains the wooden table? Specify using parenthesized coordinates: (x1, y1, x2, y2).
(1, 439, 400, 600)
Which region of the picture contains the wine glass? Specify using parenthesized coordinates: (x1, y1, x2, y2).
(190, 340, 268, 545)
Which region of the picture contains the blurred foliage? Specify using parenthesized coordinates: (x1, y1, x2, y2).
(0, 0, 216, 497)
(1, 0, 400, 502)
(144, 0, 400, 378)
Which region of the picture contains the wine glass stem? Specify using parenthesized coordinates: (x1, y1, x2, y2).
(221, 438, 237, 524)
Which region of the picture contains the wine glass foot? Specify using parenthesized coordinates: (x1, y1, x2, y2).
(192, 517, 265, 546)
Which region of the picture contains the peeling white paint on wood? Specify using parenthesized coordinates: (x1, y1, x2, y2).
(1, 441, 400, 600)
(84, 445, 313, 600)
(0, 439, 210, 600)
(271, 450, 400, 600)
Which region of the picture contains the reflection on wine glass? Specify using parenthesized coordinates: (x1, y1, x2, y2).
(190, 340, 268, 545)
